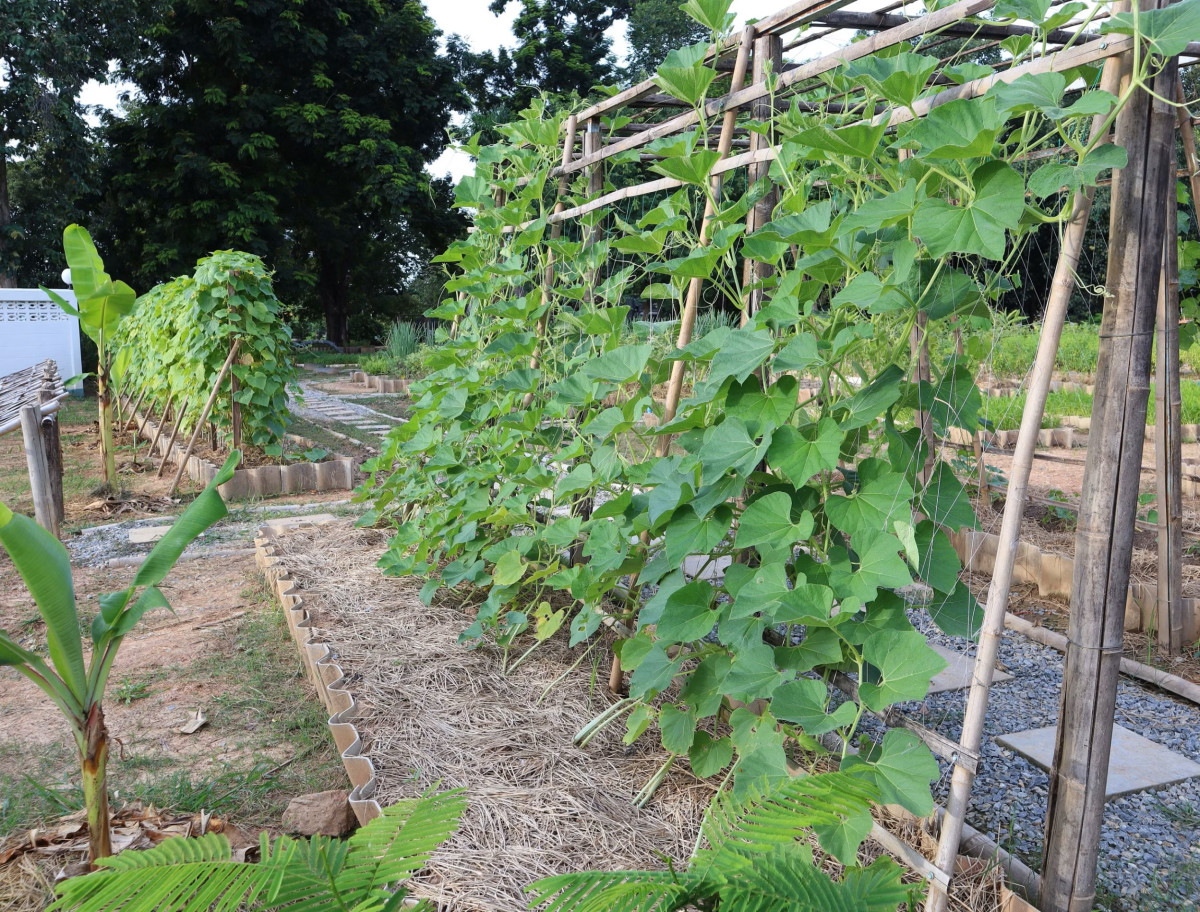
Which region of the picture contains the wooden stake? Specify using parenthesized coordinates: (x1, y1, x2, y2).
(38, 366, 64, 525)
(144, 392, 174, 473)
(1155, 194, 1184, 655)
(231, 374, 242, 459)
(157, 402, 189, 478)
(925, 27, 1130, 912)
(170, 341, 241, 495)
(657, 25, 755, 454)
(121, 385, 148, 434)
(1041, 38, 1177, 912)
(20, 405, 58, 537)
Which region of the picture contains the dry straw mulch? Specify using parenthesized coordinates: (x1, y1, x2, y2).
(270, 523, 1006, 912)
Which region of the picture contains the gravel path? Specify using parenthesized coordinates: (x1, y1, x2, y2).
(290, 381, 403, 440)
(876, 609, 1200, 910)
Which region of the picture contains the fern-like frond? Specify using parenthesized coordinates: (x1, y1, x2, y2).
(526, 870, 690, 912)
(691, 771, 877, 879)
(334, 789, 467, 899)
(718, 847, 906, 912)
(48, 861, 266, 912)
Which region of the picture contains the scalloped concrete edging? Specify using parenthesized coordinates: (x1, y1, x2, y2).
(124, 399, 354, 499)
(947, 527, 1200, 641)
(349, 371, 408, 394)
(947, 426, 1078, 449)
(254, 523, 382, 827)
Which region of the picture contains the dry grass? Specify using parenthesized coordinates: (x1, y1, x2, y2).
(267, 523, 1010, 912)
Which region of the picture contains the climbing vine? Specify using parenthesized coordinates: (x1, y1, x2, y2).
(362, 0, 1184, 877)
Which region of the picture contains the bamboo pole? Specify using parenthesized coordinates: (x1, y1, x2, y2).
(925, 26, 1129, 912)
(1179, 74, 1200, 229)
(741, 33, 783, 328)
(523, 115, 578, 410)
(121, 385, 148, 434)
(143, 392, 174, 472)
(656, 25, 755, 455)
(20, 404, 58, 537)
(1041, 37, 1177, 912)
(157, 402, 189, 478)
(170, 341, 241, 495)
(1155, 195, 1184, 655)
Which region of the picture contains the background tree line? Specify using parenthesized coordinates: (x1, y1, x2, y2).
(1, 0, 701, 346)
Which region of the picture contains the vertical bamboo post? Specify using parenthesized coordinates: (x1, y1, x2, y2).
(523, 116, 578, 410)
(170, 341, 241, 495)
(656, 25, 755, 454)
(144, 392, 173, 471)
(926, 33, 1130, 912)
(121, 385, 148, 434)
(231, 374, 242, 458)
(911, 311, 935, 484)
(1041, 43, 1177, 912)
(38, 367, 64, 525)
(1155, 195, 1184, 655)
(20, 405, 58, 537)
(157, 402, 189, 478)
(1178, 75, 1200, 229)
(607, 29, 755, 694)
(741, 32, 783, 327)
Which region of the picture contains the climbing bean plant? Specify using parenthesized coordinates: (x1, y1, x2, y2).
(363, 0, 1172, 875)
(116, 251, 296, 450)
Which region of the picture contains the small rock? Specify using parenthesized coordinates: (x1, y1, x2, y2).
(282, 790, 356, 837)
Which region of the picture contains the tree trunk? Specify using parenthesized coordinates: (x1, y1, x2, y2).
(80, 703, 112, 866)
(318, 251, 353, 347)
(0, 154, 16, 288)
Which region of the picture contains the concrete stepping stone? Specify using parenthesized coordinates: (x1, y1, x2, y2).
(996, 724, 1200, 798)
(927, 644, 1013, 694)
(128, 525, 172, 544)
(263, 513, 339, 533)
(683, 554, 733, 581)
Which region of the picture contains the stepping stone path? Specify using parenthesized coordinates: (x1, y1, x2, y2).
(997, 724, 1200, 798)
(127, 525, 172, 544)
(927, 644, 1013, 694)
(291, 382, 404, 443)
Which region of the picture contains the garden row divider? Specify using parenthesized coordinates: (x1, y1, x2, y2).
(122, 396, 354, 498)
(253, 523, 382, 827)
(349, 371, 409, 394)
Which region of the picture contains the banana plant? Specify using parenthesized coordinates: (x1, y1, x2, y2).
(0, 452, 239, 865)
(42, 226, 138, 487)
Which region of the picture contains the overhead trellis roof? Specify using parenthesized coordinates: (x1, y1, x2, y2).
(0, 360, 67, 438)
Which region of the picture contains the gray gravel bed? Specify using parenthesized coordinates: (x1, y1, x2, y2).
(872, 609, 1200, 911)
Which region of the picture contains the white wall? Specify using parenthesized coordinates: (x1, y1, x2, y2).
(0, 289, 83, 389)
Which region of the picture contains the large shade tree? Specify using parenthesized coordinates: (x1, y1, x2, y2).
(100, 0, 464, 345)
(455, 0, 632, 142)
(0, 1, 145, 286)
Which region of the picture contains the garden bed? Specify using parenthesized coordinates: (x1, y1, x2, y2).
(349, 370, 409, 394)
(125, 400, 354, 499)
(254, 521, 1009, 912)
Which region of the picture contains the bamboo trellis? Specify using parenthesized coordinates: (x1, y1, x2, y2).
(483, 1, 1200, 909)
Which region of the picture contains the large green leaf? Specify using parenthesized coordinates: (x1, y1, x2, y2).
(59, 225, 137, 342)
(654, 41, 719, 104)
(913, 161, 1024, 261)
(1028, 144, 1127, 199)
(735, 492, 814, 554)
(842, 53, 940, 108)
(767, 418, 842, 487)
(824, 458, 915, 536)
(0, 504, 86, 701)
(843, 729, 939, 816)
(579, 344, 652, 384)
(1104, 0, 1200, 56)
(657, 580, 718, 642)
(900, 96, 1002, 159)
(858, 629, 947, 711)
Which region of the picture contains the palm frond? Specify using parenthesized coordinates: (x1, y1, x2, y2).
(334, 789, 467, 899)
(691, 771, 877, 878)
(718, 847, 906, 912)
(526, 870, 690, 912)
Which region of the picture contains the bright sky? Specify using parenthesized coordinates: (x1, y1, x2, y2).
(77, 1, 892, 181)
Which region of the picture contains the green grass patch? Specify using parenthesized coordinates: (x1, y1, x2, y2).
(0, 575, 343, 837)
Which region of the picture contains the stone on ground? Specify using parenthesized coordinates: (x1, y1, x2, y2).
(996, 724, 1200, 798)
(128, 525, 172, 544)
(263, 513, 339, 533)
(927, 644, 1013, 694)
(281, 790, 357, 836)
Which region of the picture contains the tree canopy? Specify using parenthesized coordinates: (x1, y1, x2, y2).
(99, 0, 464, 345)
